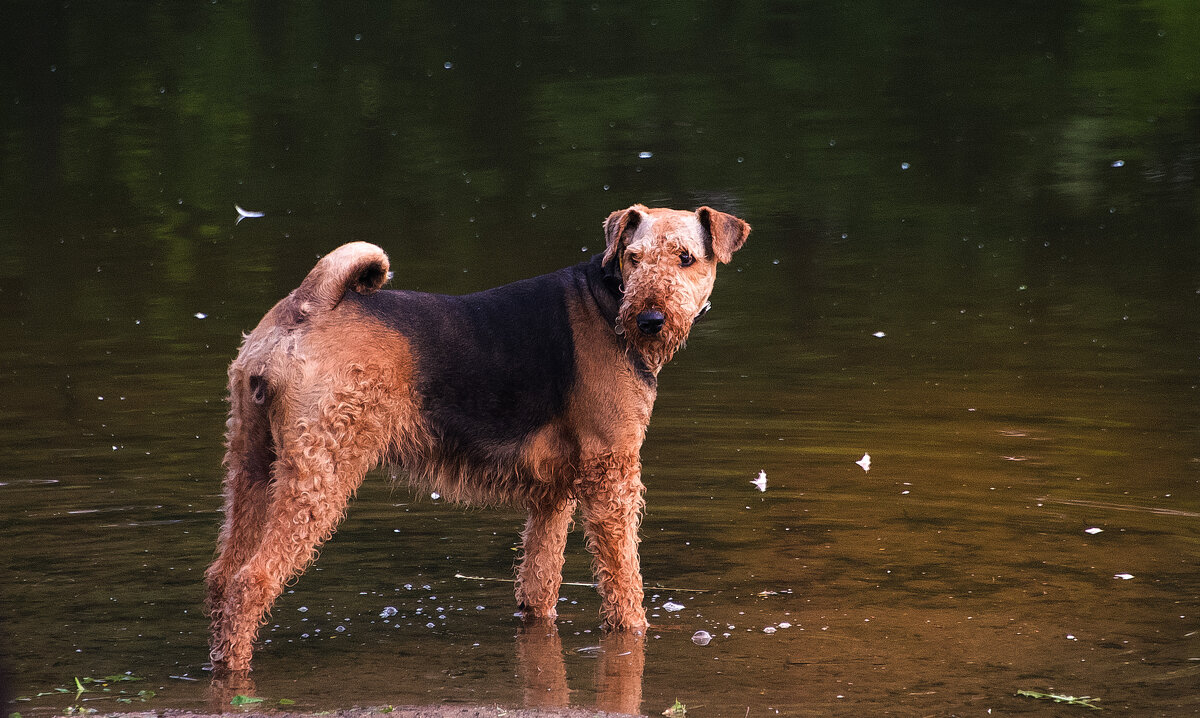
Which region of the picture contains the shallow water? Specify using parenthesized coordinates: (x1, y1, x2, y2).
(2, 3, 1198, 716)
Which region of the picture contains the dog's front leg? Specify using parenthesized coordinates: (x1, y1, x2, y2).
(577, 454, 648, 633)
(515, 496, 577, 620)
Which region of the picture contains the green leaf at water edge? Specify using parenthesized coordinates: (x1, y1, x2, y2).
(231, 694, 266, 706)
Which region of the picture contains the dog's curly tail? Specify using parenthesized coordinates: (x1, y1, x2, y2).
(290, 241, 391, 317)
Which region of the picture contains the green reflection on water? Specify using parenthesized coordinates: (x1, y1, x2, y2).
(1, 2, 1197, 716)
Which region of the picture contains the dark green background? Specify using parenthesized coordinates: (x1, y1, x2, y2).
(2, 3, 1197, 715)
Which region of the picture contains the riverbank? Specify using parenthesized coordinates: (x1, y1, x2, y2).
(68, 707, 640, 718)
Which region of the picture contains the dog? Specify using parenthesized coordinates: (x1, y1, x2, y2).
(205, 204, 750, 671)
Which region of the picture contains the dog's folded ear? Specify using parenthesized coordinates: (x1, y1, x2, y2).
(602, 204, 648, 272)
(697, 207, 751, 264)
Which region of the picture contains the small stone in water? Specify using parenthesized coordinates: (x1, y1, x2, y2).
(692, 630, 712, 646)
(662, 601, 685, 612)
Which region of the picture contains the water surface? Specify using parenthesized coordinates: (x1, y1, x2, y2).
(2, 3, 1198, 716)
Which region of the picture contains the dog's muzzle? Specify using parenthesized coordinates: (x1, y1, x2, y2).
(636, 309, 665, 335)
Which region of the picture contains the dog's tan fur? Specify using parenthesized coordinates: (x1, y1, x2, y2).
(205, 205, 749, 671)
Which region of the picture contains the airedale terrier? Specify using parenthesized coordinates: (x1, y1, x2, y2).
(205, 204, 750, 671)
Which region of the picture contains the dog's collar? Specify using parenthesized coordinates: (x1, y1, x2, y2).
(585, 253, 624, 327)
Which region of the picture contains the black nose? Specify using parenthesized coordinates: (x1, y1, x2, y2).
(636, 309, 665, 335)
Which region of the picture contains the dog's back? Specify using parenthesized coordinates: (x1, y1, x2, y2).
(347, 274, 577, 459)
(207, 205, 749, 672)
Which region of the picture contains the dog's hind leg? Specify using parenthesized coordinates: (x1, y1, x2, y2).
(515, 495, 577, 620)
(209, 381, 382, 671)
(205, 375, 275, 662)
(210, 443, 369, 670)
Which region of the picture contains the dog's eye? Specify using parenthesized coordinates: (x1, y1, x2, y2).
(679, 252, 694, 267)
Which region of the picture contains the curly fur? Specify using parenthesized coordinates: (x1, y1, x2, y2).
(205, 206, 749, 672)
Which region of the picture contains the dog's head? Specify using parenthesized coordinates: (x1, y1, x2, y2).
(602, 204, 750, 373)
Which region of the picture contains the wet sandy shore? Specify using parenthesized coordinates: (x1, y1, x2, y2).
(72, 708, 640, 718)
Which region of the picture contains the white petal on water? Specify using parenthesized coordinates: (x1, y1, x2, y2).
(856, 454, 871, 472)
(194, 312, 208, 319)
(1114, 573, 1134, 580)
(763, 626, 777, 634)
(235, 204, 265, 224)
(662, 601, 685, 612)
(751, 470, 767, 492)
(379, 606, 398, 618)
(1085, 527, 1103, 535)
(691, 630, 712, 646)
(873, 331, 886, 338)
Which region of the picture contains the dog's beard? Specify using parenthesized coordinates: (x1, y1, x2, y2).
(616, 298, 693, 374)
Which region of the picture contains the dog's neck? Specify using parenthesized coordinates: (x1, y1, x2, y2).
(583, 254, 658, 386)
(586, 253, 624, 327)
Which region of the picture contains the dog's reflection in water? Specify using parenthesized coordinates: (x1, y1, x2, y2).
(516, 619, 572, 706)
(210, 623, 645, 715)
(592, 629, 646, 714)
(518, 619, 645, 715)
(206, 670, 254, 712)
